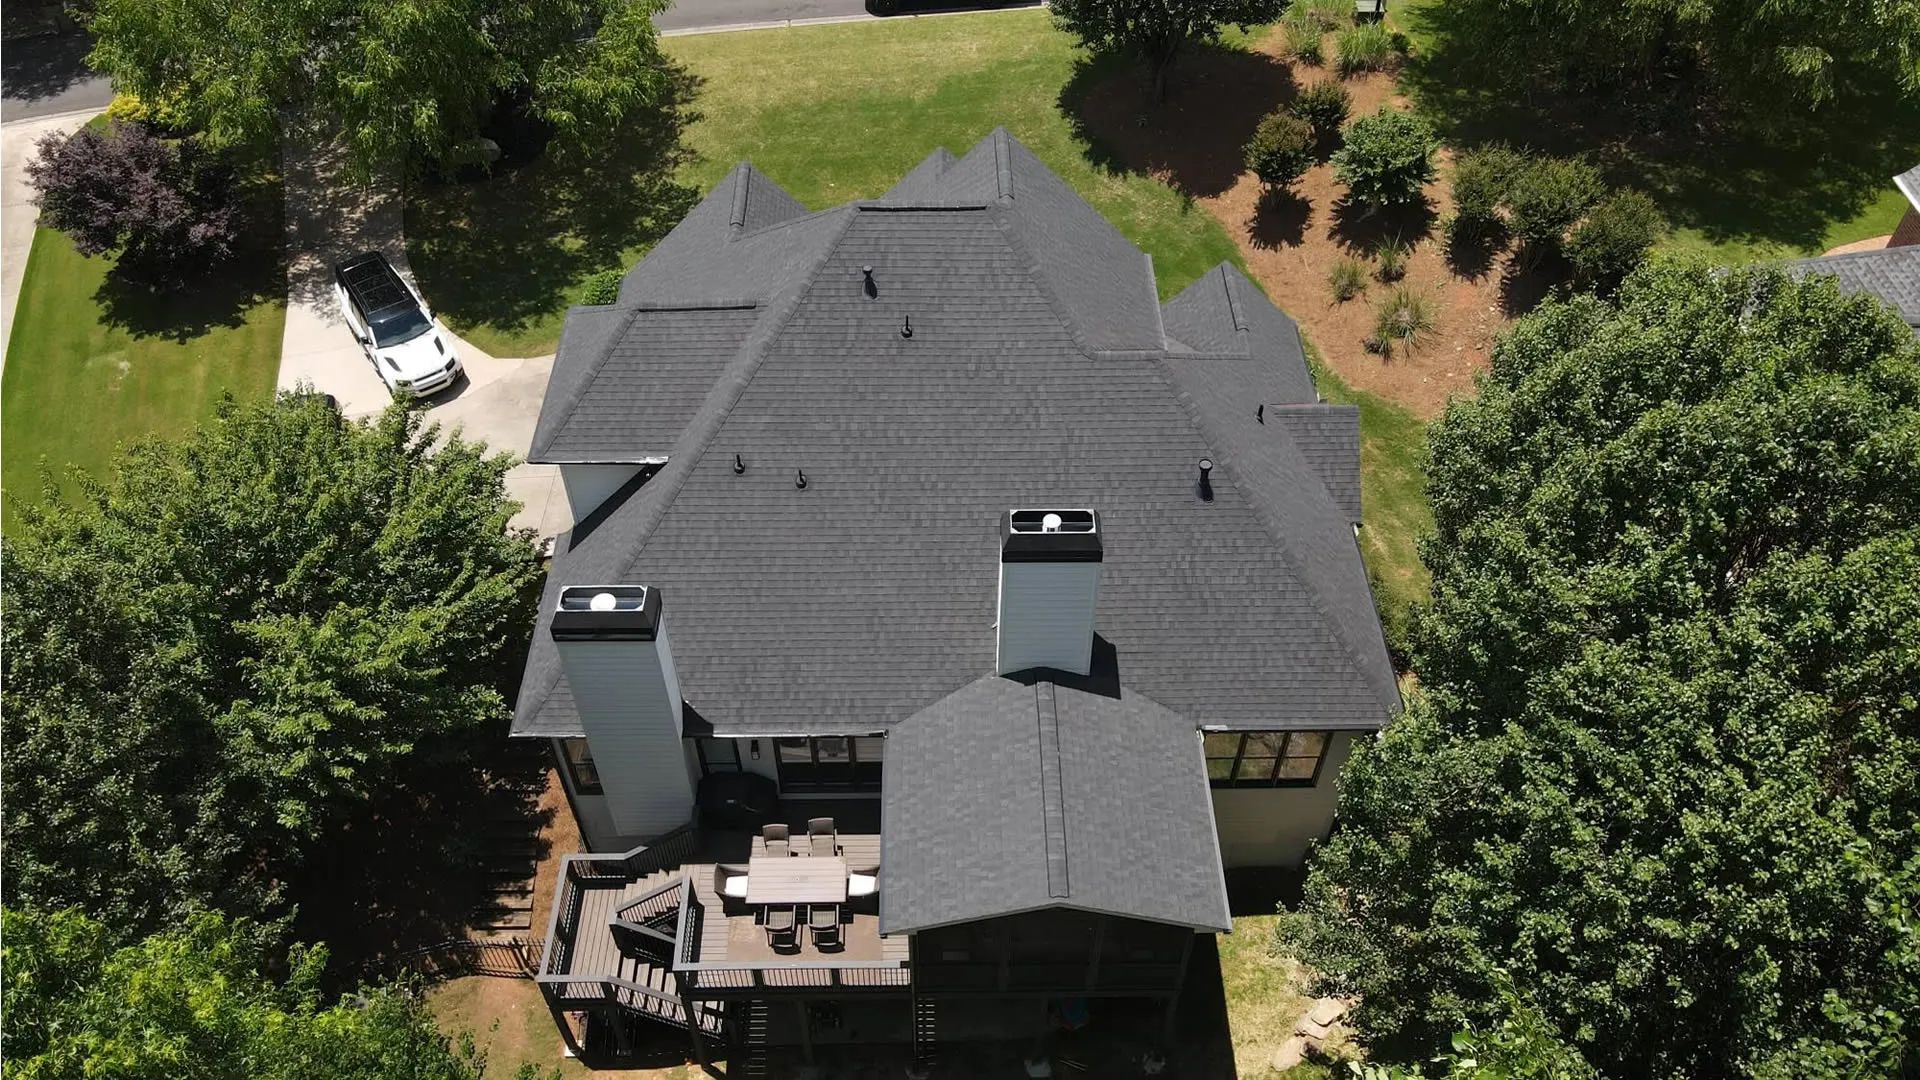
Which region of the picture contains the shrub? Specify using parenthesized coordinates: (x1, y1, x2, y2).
(1289, 81, 1352, 146)
(104, 91, 195, 136)
(580, 267, 625, 306)
(1278, 16, 1325, 64)
(1566, 189, 1665, 291)
(1296, 0, 1350, 30)
(1328, 257, 1369, 302)
(1375, 236, 1410, 281)
(1245, 111, 1316, 192)
(1449, 143, 1526, 226)
(26, 121, 239, 276)
(1331, 107, 1439, 209)
(1372, 283, 1437, 355)
(1335, 22, 1396, 76)
(1505, 154, 1605, 251)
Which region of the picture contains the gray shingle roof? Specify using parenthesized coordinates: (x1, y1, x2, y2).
(1271, 404, 1362, 524)
(513, 129, 1399, 738)
(879, 674, 1232, 934)
(1788, 246, 1920, 339)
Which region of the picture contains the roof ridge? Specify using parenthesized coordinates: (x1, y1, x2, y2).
(727, 162, 751, 236)
(1035, 682, 1069, 900)
(1152, 355, 1393, 713)
(608, 206, 863, 583)
(992, 127, 1014, 203)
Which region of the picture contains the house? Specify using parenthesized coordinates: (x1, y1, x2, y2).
(1787, 163, 1920, 339)
(513, 128, 1400, 1064)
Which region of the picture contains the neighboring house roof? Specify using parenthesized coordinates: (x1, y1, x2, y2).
(1895, 164, 1920, 215)
(513, 128, 1398, 738)
(878, 673, 1232, 935)
(1788, 246, 1920, 339)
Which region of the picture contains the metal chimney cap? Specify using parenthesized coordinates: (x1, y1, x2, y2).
(1002, 509, 1102, 562)
(552, 584, 662, 641)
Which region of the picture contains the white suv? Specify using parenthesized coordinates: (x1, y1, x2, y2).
(333, 251, 463, 397)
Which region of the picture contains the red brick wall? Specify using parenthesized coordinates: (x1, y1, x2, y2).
(1891, 207, 1920, 248)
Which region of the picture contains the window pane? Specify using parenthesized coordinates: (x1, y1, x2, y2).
(1204, 732, 1242, 758)
(816, 736, 851, 764)
(1277, 755, 1319, 780)
(1235, 756, 1277, 781)
(1245, 731, 1288, 757)
(1284, 732, 1327, 759)
(699, 738, 741, 772)
(1207, 757, 1234, 780)
(852, 736, 885, 763)
(561, 739, 602, 793)
(776, 737, 812, 764)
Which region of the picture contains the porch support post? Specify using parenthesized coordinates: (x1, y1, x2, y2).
(1164, 931, 1197, 1043)
(795, 999, 814, 1063)
(1085, 917, 1106, 990)
(547, 997, 585, 1059)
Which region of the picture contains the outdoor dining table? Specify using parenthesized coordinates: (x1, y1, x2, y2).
(744, 854, 848, 906)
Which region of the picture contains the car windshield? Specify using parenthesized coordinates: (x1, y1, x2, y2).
(370, 307, 432, 347)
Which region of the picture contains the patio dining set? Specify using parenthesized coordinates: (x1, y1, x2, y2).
(713, 818, 879, 952)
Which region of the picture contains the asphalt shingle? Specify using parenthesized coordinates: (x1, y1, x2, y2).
(1788, 246, 1920, 339)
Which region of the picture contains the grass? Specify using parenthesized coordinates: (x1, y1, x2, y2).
(1, 185, 285, 531)
(1310, 349, 1432, 630)
(430, 976, 701, 1079)
(1218, 914, 1322, 1079)
(407, 9, 1245, 356)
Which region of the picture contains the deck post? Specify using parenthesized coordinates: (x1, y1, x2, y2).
(795, 998, 814, 1063)
(548, 999, 585, 1059)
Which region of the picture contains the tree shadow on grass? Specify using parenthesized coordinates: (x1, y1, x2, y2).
(405, 61, 705, 345)
(1059, 44, 1299, 200)
(92, 176, 288, 342)
(1248, 189, 1313, 249)
(1398, 0, 1920, 254)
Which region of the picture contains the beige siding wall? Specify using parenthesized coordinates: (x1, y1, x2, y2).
(1211, 731, 1355, 867)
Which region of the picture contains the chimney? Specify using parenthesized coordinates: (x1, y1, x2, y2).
(996, 509, 1102, 677)
(550, 585, 695, 840)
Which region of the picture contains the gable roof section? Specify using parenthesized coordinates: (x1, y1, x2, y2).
(1896, 164, 1920, 215)
(1271, 404, 1362, 524)
(1789, 246, 1920, 339)
(513, 130, 1399, 738)
(1161, 263, 1318, 404)
(879, 675, 1232, 935)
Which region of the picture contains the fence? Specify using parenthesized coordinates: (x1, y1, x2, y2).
(382, 936, 545, 982)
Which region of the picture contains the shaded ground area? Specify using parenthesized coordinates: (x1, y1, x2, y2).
(1, 154, 286, 530)
(1393, 0, 1920, 261)
(0, 29, 112, 122)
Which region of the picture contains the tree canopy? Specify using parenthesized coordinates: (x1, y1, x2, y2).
(28, 120, 241, 278)
(1, 393, 545, 937)
(1277, 262, 1920, 1077)
(84, 0, 673, 173)
(0, 906, 519, 1080)
(1050, 0, 1287, 98)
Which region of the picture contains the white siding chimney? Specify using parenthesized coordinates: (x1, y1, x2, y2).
(550, 585, 696, 839)
(996, 509, 1103, 676)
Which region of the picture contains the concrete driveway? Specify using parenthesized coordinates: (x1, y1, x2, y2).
(1, 107, 92, 362)
(278, 133, 570, 539)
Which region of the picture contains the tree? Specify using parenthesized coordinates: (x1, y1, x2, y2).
(26, 120, 240, 276)
(1564, 188, 1664, 292)
(1, 393, 545, 936)
(1331, 106, 1438, 209)
(84, 0, 674, 174)
(1245, 111, 1315, 192)
(0, 906, 525, 1080)
(1276, 263, 1920, 1077)
(1049, 0, 1288, 100)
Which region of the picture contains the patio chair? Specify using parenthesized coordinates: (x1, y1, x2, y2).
(765, 905, 798, 950)
(714, 864, 750, 901)
(762, 823, 790, 858)
(807, 817, 838, 857)
(808, 903, 842, 950)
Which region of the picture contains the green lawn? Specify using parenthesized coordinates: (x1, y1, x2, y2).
(1, 204, 284, 530)
(407, 9, 1243, 357)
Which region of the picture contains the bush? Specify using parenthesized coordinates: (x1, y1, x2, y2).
(1289, 81, 1352, 146)
(1245, 112, 1316, 192)
(1449, 143, 1526, 226)
(1328, 257, 1369, 302)
(1566, 189, 1665, 291)
(1505, 154, 1605, 251)
(1278, 16, 1325, 64)
(1331, 107, 1439, 209)
(1335, 22, 1396, 76)
(580, 267, 625, 306)
(26, 121, 239, 277)
(104, 91, 195, 137)
(1374, 236, 1410, 281)
(1296, 0, 1350, 30)
(1372, 283, 1437, 355)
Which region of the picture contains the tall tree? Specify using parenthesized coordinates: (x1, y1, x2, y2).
(1276, 262, 1920, 1077)
(1, 393, 545, 936)
(0, 906, 524, 1080)
(1050, 0, 1287, 100)
(83, 0, 673, 173)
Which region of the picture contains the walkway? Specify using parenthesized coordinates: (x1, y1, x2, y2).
(276, 132, 569, 539)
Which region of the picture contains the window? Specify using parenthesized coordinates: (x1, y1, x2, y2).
(1204, 731, 1330, 788)
(557, 738, 603, 795)
(694, 738, 742, 775)
(773, 735, 884, 792)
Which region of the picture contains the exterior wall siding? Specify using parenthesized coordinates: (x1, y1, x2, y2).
(996, 561, 1101, 675)
(560, 463, 645, 522)
(1210, 730, 1354, 867)
(553, 616, 695, 840)
(1891, 207, 1920, 248)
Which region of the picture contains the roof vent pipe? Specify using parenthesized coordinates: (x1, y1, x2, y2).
(1257, 404, 1265, 423)
(901, 314, 914, 339)
(862, 265, 877, 299)
(1198, 457, 1215, 502)
(732, 453, 746, 475)
(795, 469, 808, 490)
